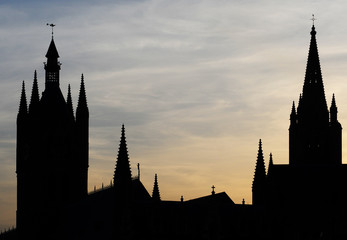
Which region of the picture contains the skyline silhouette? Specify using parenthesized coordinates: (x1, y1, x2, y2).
(1, 0, 347, 231)
(4, 24, 347, 239)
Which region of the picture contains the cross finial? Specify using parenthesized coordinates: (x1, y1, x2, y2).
(211, 185, 215, 195)
(46, 23, 56, 38)
(311, 14, 316, 25)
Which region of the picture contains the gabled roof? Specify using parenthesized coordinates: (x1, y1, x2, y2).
(185, 192, 234, 206)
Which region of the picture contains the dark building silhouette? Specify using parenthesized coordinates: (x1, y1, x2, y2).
(2, 23, 347, 239)
(253, 24, 347, 239)
(16, 36, 89, 239)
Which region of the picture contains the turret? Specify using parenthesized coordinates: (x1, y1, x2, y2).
(328, 94, 342, 164)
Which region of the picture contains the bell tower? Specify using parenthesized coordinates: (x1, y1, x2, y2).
(16, 32, 89, 238)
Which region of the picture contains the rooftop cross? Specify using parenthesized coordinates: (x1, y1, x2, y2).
(211, 185, 215, 195)
(46, 23, 56, 38)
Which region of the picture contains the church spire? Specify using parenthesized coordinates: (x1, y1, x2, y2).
(298, 24, 329, 126)
(152, 173, 161, 202)
(289, 24, 342, 165)
(114, 124, 132, 187)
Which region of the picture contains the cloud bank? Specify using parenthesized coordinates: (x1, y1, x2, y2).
(1, 0, 347, 229)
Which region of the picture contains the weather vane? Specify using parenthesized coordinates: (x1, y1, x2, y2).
(46, 23, 56, 38)
(311, 14, 316, 25)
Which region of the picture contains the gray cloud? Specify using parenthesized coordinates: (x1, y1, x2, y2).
(2, 0, 347, 229)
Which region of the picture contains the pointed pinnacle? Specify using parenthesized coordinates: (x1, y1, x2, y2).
(269, 153, 273, 166)
(77, 73, 88, 109)
(19, 81, 27, 115)
(29, 70, 40, 113)
(291, 101, 296, 114)
(331, 94, 336, 108)
(66, 84, 74, 120)
(114, 124, 132, 184)
(152, 173, 161, 201)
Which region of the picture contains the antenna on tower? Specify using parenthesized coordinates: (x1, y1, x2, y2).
(311, 14, 316, 25)
(46, 23, 56, 38)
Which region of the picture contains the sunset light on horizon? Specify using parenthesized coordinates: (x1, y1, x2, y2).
(1, 0, 347, 231)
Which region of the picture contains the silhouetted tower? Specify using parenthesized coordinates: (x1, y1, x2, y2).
(289, 24, 342, 165)
(152, 173, 161, 202)
(114, 124, 132, 199)
(16, 36, 89, 237)
(252, 139, 266, 205)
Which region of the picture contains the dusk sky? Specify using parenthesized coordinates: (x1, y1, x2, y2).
(1, 0, 347, 229)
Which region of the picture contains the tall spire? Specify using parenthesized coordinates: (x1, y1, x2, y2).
(298, 24, 329, 126)
(114, 124, 132, 187)
(29, 70, 40, 114)
(152, 174, 161, 202)
(289, 24, 341, 165)
(18, 81, 27, 116)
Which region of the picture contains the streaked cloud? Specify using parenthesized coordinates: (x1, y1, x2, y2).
(1, 0, 347, 229)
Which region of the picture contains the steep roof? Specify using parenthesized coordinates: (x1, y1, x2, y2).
(297, 25, 329, 126)
(45, 38, 60, 59)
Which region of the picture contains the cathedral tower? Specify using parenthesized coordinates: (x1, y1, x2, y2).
(16, 37, 89, 237)
(289, 24, 342, 165)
